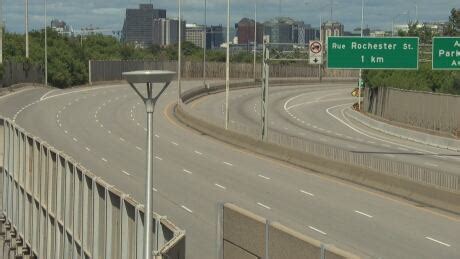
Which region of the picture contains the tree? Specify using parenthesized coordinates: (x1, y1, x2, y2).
(445, 8, 460, 36)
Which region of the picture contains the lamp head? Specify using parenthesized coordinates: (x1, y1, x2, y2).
(122, 70, 176, 84)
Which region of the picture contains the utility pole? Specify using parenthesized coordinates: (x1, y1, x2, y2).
(279, 0, 282, 17)
(25, 0, 29, 58)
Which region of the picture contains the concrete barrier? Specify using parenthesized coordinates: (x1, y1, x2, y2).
(173, 82, 460, 215)
(222, 203, 360, 259)
(345, 109, 460, 152)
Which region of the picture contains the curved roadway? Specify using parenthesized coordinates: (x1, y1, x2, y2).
(1, 82, 459, 259)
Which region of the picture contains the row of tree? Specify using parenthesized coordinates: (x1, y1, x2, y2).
(364, 8, 460, 95)
(2, 29, 255, 88)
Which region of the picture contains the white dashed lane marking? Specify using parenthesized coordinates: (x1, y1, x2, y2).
(155, 156, 163, 161)
(182, 169, 193, 175)
(122, 170, 131, 176)
(214, 183, 227, 190)
(181, 205, 193, 214)
(85, 147, 91, 152)
(425, 237, 451, 247)
(194, 150, 203, 155)
(300, 190, 315, 197)
(257, 202, 271, 210)
(171, 141, 179, 146)
(308, 226, 327, 235)
(258, 174, 271, 180)
(101, 158, 108, 162)
(136, 146, 142, 151)
(223, 162, 233, 166)
(354, 210, 373, 218)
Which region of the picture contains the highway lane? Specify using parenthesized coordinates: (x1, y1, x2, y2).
(1, 82, 459, 259)
(194, 83, 460, 174)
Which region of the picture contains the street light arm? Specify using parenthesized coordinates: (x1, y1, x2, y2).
(154, 82, 171, 103)
(128, 82, 147, 102)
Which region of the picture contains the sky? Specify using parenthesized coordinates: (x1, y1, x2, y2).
(1, 0, 458, 34)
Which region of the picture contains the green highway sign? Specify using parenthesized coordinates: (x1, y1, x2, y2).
(327, 37, 419, 70)
(432, 37, 460, 70)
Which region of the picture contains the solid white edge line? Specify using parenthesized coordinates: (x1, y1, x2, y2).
(300, 190, 315, 196)
(354, 210, 373, 218)
(425, 237, 451, 247)
(181, 205, 193, 213)
(308, 226, 327, 235)
(257, 202, 271, 210)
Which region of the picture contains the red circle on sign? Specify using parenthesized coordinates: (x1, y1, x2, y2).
(310, 42, 322, 54)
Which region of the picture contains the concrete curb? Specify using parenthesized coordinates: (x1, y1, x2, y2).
(173, 82, 460, 215)
(345, 109, 460, 152)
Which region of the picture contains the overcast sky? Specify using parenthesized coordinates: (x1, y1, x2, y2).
(2, 0, 458, 34)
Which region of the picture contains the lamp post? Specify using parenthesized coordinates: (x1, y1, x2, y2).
(178, 0, 182, 103)
(392, 11, 408, 36)
(358, 0, 364, 111)
(225, 0, 230, 129)
(122, 70, 176, 259)
(25, 0, 29, 58)
(203, 0, 208, 88)
(253, 0, 257, 81)
(44, 0, 48, 86)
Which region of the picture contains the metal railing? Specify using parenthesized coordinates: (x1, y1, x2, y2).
(179, 83, 460, 193)
(0, 117, 185, 259)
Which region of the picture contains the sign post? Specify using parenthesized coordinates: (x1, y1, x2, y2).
(327, 37, 419, 70)
(309, 40, 323, 65)
(432, 37, 460, 70)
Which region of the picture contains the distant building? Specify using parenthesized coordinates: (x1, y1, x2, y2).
(235, 18, 264, 45)
(344, 27, 370, 36)
(153, 18, 186, 47)
(206, 25, 224, 49)
(264, 17, 295, 44)
(304, 25, 320, 43)
(321, 21, 344, 47)
(419, 22, 448, 35)
(370, 30, 388, 37)
(121, 4, 167, 48)
(186, 24, 205, 48)
(51, 19, 73, 36)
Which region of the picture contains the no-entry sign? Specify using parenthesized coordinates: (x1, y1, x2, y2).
(309, 41, 323, 65)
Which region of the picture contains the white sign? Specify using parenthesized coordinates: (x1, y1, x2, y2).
(309, 40, 323, 65)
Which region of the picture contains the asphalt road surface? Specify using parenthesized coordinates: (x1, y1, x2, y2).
(1, 82, 459, 259)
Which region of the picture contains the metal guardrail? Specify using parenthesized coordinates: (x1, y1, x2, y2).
(179, 83, 460, 193)
(0, 117, 185, 259)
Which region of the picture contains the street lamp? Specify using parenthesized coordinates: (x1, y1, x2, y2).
(225, 0, 230, 129)
(253, 0, 257, 82)
(122, 70, 176, 259)
(203, 0, 208, 88)
(392, 11, 408, 36)
(178, 0, 182, 103)
(44, 0, 48, 87)
(25, 0, 29, 58)
(358, 0, 364, 111)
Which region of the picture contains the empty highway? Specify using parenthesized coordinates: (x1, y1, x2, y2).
(1, 82, 459, 259)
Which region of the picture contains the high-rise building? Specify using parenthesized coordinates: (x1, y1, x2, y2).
(206, 25, 224, 49)
(153, 18, 186, 47)
(235, 18, 264, 45)
(185, 24, 206, 48)
(264, 17, 294, 44)
(321, 21, 344, 47)
(121, 4, 167, 48)
(304, 25, 320, 43)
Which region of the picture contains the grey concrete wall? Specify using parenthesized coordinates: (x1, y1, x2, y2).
(364, 87, 460, 138)
(222, 203, 359, 259)
(173, 85, 460, 215)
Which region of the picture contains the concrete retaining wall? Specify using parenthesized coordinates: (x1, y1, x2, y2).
(173, 83, 460, 215)
(223, 203, 359, 259)
(345, 108, 460, 152)
(363, 87, 460, 138)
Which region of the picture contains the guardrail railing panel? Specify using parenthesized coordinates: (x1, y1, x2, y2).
(1, 117, 185, 258)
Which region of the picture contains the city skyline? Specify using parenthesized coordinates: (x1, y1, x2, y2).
(1, 0, 458, 34)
